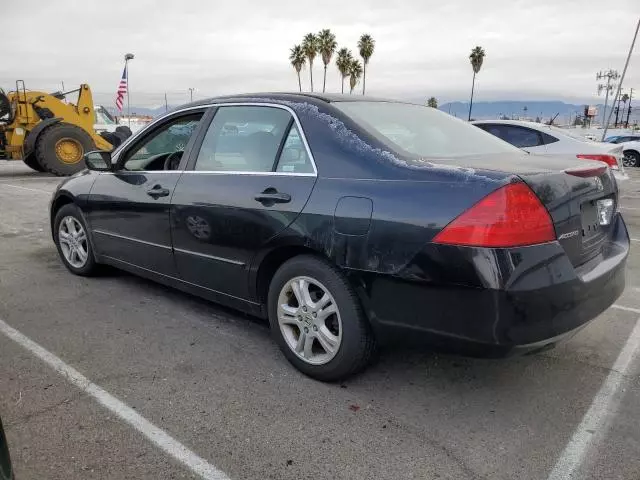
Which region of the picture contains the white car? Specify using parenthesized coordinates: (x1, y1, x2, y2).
(472, 120, 627, 181)
(620, 140, 640, 168)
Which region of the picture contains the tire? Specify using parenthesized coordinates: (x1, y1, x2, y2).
(53, 203, 99, 276)
(22, 153, 45, 172)
(35, 123, 95, 176)
(268, 255, 376, 381)
(623, 150, 640, 168)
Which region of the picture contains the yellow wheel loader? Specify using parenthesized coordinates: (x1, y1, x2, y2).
(0, 81, 131, 176)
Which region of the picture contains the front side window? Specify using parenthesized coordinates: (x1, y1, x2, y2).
(194, 106, 292, 172)
(122, 113, 202, 171)
(333, 102, 522, 160)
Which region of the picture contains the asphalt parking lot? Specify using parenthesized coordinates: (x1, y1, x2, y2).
(0, 160, 639, 480)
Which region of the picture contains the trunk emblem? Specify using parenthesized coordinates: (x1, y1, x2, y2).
(558, 230, 579, 240)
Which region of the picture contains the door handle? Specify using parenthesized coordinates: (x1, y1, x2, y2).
(254, 190, 291, 205)
(146, 185, 171, 199)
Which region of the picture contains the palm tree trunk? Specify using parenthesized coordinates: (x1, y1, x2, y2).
(297, 72, 302, 92)
(323, 65, 327, 93)
(341, 77, 344, 94)
(362, 63, 366, 95)
(309, 61, 314, 92)
(468, 71, 476, 121)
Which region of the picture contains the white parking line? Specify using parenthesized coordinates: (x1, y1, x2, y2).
(547, 311, 640, 480)
(0, 183, 50, 194)
(620, 205, 640, 211)
(0, 317, 230, 480)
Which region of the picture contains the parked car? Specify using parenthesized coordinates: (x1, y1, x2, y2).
(472, 120, 627, 181)
(50, 94, 629, 381)
(604, 134, 640, 144)
(0, 415, 13, 480)
(619, 140, 640, 167)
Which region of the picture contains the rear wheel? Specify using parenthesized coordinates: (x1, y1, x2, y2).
(36, 123, 95, 176)
(268, 255, 376, 381)
(623, 150, 640, 168)
(22, 153, 45, 172)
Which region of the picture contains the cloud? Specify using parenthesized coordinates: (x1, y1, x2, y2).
(2, 0, 638, 107)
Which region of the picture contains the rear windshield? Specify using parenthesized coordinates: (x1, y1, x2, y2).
(333, 101, 521, 159)
(547, 126, 594, 142)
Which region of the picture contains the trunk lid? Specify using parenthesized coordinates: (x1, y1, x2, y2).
(428, 153, 619, 267)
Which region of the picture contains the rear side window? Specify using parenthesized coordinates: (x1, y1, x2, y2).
(482, 125, 543, 148)
(194, 106, 291, 172)
(275, 124, 314, 174)
(540, 131, 559, 145)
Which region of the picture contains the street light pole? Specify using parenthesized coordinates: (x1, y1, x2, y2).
(124, 53, 135, 128)
(188, 87, 194, 103)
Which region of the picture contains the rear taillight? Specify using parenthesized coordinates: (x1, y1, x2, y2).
(564, 165, 608, 177)
(433, 182, 556, 248)
(577, 154, 618, 169)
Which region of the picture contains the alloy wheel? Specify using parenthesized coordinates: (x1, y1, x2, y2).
(277, 276, 342, 365)
(58, 216, 89, 268)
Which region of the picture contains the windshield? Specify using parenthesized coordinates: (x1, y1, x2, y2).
(95, 108, 116, 125)
(334, 101, 521, 159)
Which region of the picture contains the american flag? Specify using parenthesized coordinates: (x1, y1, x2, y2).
(115, 65, 128, 111)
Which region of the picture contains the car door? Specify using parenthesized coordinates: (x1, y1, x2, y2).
(88, 108, 206, 275)
(478, 124, 547, 153)
(171, 104, 317, 301)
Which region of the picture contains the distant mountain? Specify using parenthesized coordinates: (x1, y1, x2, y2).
(439, 101, 638, 123)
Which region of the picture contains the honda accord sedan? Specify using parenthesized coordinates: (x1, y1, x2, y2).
(50, 93, 629, 381)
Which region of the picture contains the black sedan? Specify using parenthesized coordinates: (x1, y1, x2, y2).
(50, 93, 629, 381)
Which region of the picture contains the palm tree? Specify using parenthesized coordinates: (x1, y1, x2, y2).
(302, 33, 319, 92)
(468, 46, 486, 121)
(336, 48, 353, 94)
(621, 93, 630, 127)
(289, 45, 306, 92)
(427, 97, 438, 108)
(349, 59, 363, 94)
(357, 34, 375, 95)
(317, 29, 337, 93)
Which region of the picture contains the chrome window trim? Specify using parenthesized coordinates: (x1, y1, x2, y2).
(109, 102, 318, 178)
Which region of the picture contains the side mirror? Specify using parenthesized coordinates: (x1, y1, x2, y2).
(84, 150, 113, 171)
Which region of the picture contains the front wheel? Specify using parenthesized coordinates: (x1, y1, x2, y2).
(53, 204, 99, 276)
(268, 255, 376, 381)
(623, 150, 640, 168)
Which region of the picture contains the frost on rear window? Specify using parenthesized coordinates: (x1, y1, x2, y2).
(236, 98, 498, 182)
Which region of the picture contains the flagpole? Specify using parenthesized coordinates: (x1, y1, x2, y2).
(124, 53, 134, 128)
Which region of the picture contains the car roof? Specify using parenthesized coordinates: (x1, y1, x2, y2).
(183, 92, 402, 109)
(471, 119, 553, 129)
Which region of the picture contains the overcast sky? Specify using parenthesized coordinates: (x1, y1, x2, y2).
(3, 0, 639, 108)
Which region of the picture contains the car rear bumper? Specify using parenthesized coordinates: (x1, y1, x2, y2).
(356, 213, 629, 355)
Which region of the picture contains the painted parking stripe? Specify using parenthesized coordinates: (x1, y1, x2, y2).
(547, 312, 640, 480)
(0, 183, 50, 194)
(612, 304, 640, 314)
(0, 317, 230, 480)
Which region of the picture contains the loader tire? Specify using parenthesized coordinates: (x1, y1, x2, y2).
(35, 123, 95, 176)
(22, 153, 46, 172)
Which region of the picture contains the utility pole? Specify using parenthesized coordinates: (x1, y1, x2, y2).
(626, 88, 634, 128)
(602, 17, 639, 140)
(597, 69, 619, 127)
(188, 87, 194, 103)
(164, 92, 168, 112)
